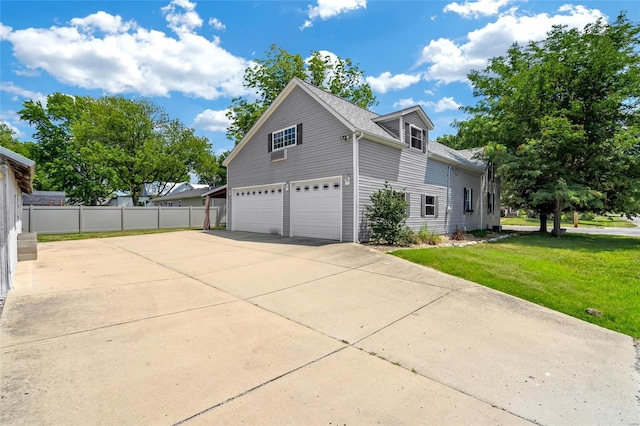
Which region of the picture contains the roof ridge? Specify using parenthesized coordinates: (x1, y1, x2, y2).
(293, 77, 380, 118)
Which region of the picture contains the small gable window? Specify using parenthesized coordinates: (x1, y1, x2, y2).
(409, 125, 423, 150)
(268, 123, 303, 152)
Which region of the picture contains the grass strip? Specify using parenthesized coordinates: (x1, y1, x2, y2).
(501, 216, 636, 228)
(37, 227, 224, 242)
(392, 233, 640, 338)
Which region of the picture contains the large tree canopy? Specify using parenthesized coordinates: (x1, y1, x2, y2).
(451, 13, 640, 236)
(19, 94, 216, 205)
(226, 44, 377, 145)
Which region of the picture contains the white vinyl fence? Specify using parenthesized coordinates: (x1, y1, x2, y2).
(22, 205, 222, 234)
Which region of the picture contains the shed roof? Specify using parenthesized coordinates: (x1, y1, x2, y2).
(0, 146, 35, 194)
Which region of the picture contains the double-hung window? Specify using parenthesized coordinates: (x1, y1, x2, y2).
(272, 125, 297, 151)
(464, 188, 473, 213)
(409, 125, 423, 150)
(421, 195, 437, 217)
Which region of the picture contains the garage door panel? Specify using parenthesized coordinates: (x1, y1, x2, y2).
(232, 185, 283, 235)
(291, 178, 341, 241)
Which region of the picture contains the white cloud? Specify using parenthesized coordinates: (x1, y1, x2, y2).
(0, 23, 12, 39)
(301, 0, 366, 30)
(1, 1, 250, 100)
(365, 72, 422, 94)
(209, 17, 226, 31)
(70, 11, 135, 33)
(393, 96, 461, 112)
(419, 5, 605, 84)
(444, 0, 513, 19)
(0, 82, 47, 105)
(193, 109, 231, 132)
(162, 0, 203, 34)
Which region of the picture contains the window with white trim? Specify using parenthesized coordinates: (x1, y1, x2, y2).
(422, 195, 436, 217)
(409, 125, 423, 150)
(464, 188, 473, 213)
(272, 125, 297, 151)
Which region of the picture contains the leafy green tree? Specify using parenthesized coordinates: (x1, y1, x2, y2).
(366, 182, 410, 245)
(20, 94, 216, 205)
(455, 14, 640, 236)
(227, 44, 377, 144)
(0, 122, 35, 159)
(19, 93, 98, 202)
(198, 150, 228, 187)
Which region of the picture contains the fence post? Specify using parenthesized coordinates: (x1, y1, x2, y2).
(189, 206, 192, 228)
(121, 206, 125, 231)
(157, 205, 161, 229)
(29, 204, 33, 232)
(79, 205, 84, 233)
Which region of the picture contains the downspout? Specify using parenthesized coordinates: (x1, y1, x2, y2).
(1, 163, 9, 296)
(480, 173, 484, 230)
(445, 165, 452, 233)
(353, 130, 364, 243)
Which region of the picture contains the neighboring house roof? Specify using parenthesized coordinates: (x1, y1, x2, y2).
(22, 190, 65, 206)
(151, 187, 213, 203)
(169, 182, 209, 194)
(201, 185, 227, 198)
(0, 146, 35, 194)
(223, 77, 478, 169)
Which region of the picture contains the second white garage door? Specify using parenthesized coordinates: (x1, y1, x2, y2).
(232, 184, 283, 235)
(290, 177, 342, 241)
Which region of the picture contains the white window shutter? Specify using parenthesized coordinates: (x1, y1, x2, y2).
(421, 194, 426, 217)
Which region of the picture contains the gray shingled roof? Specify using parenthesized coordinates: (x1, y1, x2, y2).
(428, 141, 485, 171)
(225, 77, 486, 170)
(22, 191, 66, 206)
(151, 187, 213, 203)
(297, 79, 398, 142)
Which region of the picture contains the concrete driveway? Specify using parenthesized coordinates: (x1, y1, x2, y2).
(1, 231, 638, 425)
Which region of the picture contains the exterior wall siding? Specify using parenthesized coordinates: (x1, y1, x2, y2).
(446, 167, 484, 233)
(227, 86, 355, 240)
(401, 111, 430, 145)
(358, 139, 489, 240)
(1, 163, 23, 296)
(376, 119, 400, 139)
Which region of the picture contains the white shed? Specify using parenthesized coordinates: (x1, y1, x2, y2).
(1, 147, 35, 296)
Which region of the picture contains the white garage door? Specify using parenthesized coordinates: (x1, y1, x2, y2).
(290, 177, 342, 241)
(232, 184, 283, 235)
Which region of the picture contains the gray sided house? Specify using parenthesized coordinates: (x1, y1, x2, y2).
(1, 147, 35, 296)
(223, 77, 500, 242)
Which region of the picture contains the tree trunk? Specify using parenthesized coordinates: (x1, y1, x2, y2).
(551, 199, 563, 237)
(538, 213, 548, 233)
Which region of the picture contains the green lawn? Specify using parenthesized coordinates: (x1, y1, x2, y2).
(392, 233, 640, 338)
(501, 215, 636, 228)
(37, 227, 223, 242)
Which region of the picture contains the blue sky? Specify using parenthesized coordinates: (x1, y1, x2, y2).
(1, 0, 638, 155)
